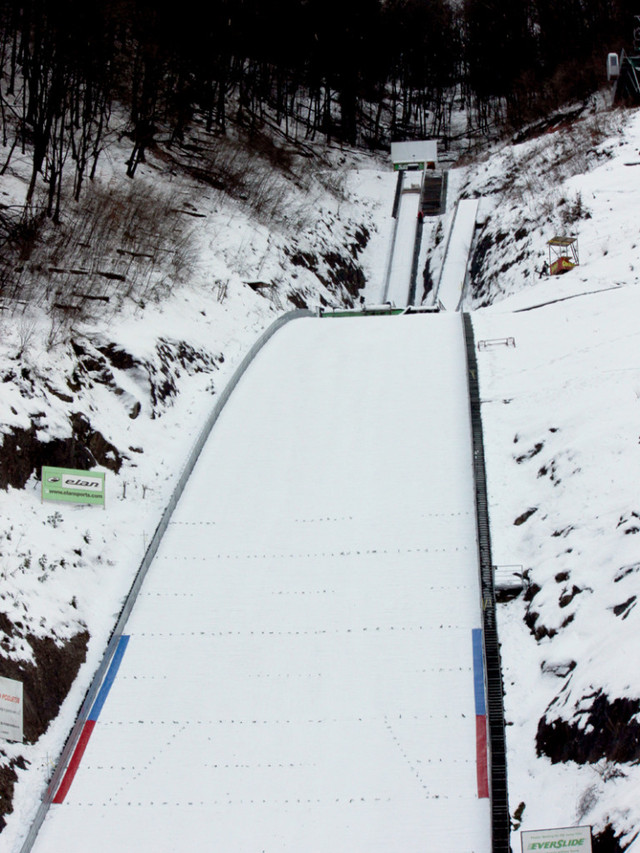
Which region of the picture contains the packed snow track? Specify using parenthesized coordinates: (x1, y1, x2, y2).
(31, 314, 491, 853)
(435, 199, 480, 311)
(383, 170, 423, 306)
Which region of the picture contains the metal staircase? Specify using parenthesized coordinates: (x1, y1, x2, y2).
(421, 170, 447, 217)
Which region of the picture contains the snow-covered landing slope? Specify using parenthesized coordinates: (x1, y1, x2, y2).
(32, 314, 490, 853)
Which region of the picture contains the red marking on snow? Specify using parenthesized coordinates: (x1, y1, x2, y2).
(476, 715, 489, 798)
(52, 720, 96, 804)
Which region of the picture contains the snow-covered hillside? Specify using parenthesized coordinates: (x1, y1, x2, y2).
(2, 93, 640, 853)
(465, 105, 640, 851)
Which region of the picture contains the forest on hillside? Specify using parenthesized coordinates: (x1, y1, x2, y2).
(0, 0, 635, 225)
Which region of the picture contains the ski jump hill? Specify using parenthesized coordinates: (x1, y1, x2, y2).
(27, 313, 494, 853)
(22, 159, 506, 852)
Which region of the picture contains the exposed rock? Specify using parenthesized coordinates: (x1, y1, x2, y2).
(0, 755, 28, 832)
(537, 691, 640, 765)
(0, 620, 89, 743)
(515, 442, 544, 463)
(514, 507, 538, 526)
(0, 424, 96, 490)
(592, 823, 638, 852)
(69, 413, 123, 473)
(540, 659, 576, 678)
(97, 343, 137, 371)
(322, 251, 366, 300)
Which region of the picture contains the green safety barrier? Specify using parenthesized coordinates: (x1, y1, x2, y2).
(320, 309, 405, 318)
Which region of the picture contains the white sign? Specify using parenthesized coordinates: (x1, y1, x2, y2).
(521, 825, 592, 851)
(391, 139, 438, 169)
(0, 675, 23, 742)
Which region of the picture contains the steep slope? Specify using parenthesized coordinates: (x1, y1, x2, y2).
(30, 314, 491, 853)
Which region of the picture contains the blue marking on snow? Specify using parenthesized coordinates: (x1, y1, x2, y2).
(472, 628, 486, 716)
(88, 635, 130, 722)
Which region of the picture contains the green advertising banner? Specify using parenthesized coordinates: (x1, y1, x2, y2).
(42, 466, 105, 507)
(394, 161, 425, 171)
(521, 825, 592, 851)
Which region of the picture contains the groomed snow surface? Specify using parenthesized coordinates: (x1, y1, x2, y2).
(32, 315, 490, 852)
(384, 172, 422, 306)
(436, 199, 480, 311)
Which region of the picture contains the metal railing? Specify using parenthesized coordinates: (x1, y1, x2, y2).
(382, 170, 404, 303)
(462, 312, 512, 853)
(408, 211, 424, 306)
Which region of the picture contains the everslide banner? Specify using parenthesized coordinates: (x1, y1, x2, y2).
(0, 675, 23, 742)
(521, 825, 592, 851)
(42, 466, 105, 507)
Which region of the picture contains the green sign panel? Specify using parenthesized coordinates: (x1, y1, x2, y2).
(521, 825, 592, 851)
(394, 162, 425, 171)
(42, 466, 105, 506)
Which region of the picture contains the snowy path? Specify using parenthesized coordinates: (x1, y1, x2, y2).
(383, 173, 422, 306)
(436, 198, 479, 310)
(32, 315, 491, 853)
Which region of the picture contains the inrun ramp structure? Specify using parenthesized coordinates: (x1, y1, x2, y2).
(436, 198, 480, 311)
(32, 314, 491, 853)
(383, 171, 423, 307)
